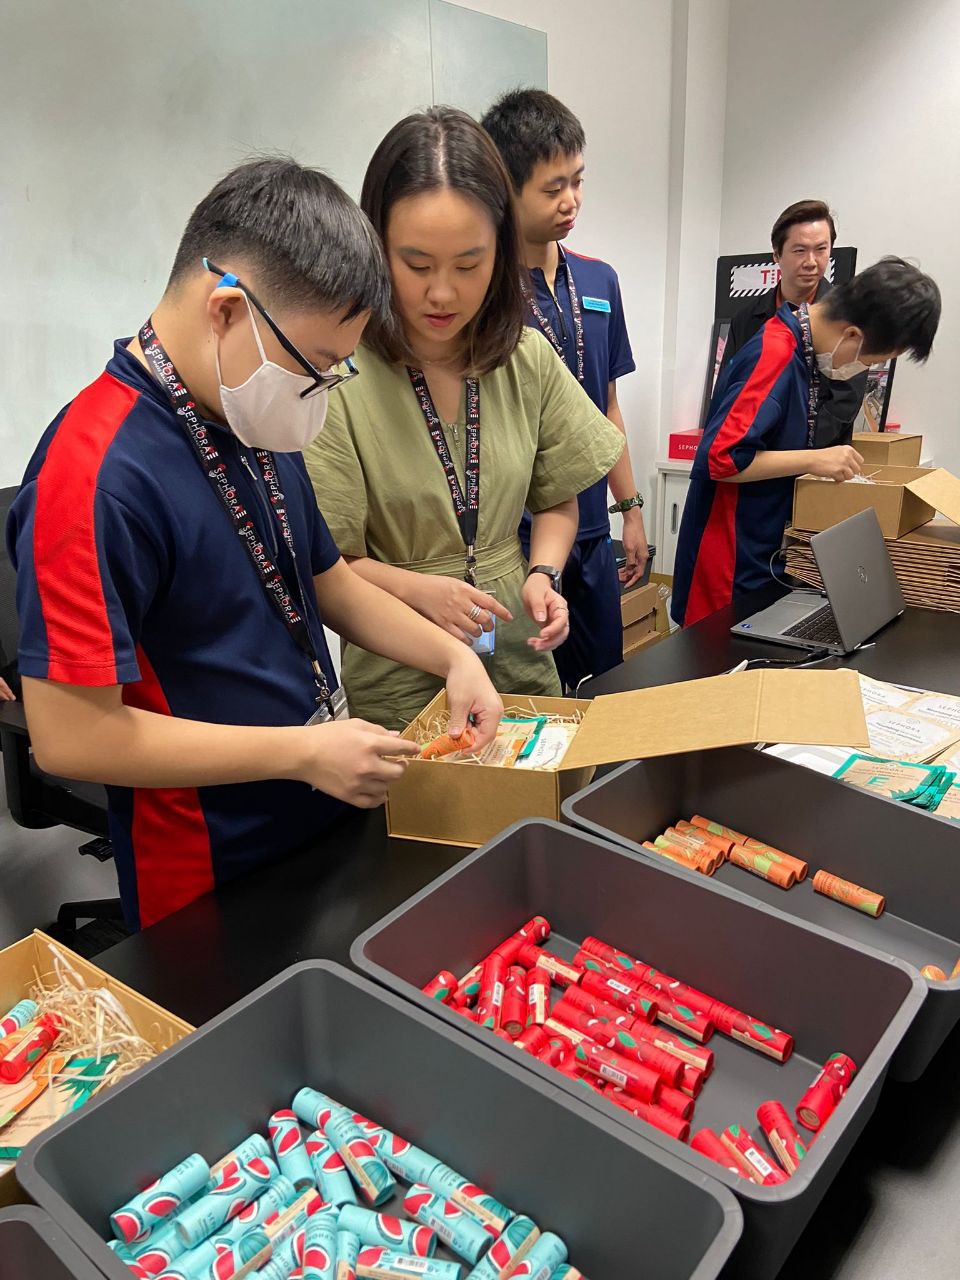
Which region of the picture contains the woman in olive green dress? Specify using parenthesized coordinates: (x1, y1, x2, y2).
(305, 108, 623, 731)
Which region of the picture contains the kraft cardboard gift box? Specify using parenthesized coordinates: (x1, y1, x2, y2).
(793, 465, 960, 539)
(851, 431, 923, 467)
(386, 669, 869, 848)
(0, 931, 193, 1207)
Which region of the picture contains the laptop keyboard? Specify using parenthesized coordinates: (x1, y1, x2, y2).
(781, 603, 844, 646)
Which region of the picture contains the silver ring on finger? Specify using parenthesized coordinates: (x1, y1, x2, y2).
(468, 604, 482, 622)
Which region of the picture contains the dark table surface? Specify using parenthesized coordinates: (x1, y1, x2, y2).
(94, 590, 960, 1280)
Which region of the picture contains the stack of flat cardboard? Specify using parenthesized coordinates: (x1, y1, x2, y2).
(785, 520, 960, 614)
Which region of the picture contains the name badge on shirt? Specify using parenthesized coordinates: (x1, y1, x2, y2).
(582, 296, 611, 313)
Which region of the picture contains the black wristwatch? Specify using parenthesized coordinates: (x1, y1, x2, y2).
(526, 564, 562, 594)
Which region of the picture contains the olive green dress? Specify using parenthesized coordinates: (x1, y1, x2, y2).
(304, 328, 624, 730)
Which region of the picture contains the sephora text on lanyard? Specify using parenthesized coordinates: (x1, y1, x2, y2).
(796, 302, 822, 449)
(138, 319, 346, 723)
(407, 367, 493, 655)
(522, 248, 585, 384)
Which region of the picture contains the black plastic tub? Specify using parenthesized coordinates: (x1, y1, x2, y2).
(0, 1205, 104, 1279)
(563, 746, 960, 1081)
(351, 819, 924, 1279)
(18, 961, 741, 1280)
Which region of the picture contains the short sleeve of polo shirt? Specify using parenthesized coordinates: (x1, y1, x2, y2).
(287, 454, 341, 576)
(526, 334, 625, 513)
(700, 323, 797, 480)
(304, 392, 368, 560)
(607, 272, 636, 383)
(9, 482, 164, 687)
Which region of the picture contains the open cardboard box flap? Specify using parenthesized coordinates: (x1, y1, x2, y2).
(903, 468, 960, 525)
(562, 668, 867, 769)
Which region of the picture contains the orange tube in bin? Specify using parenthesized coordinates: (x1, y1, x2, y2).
(672, 822, 733, 860)
(952, 958, 960, 980)
(660, 830, 723, 875)
(690, 814, 747, 843)
(728, 843, 797, 889)
(645, 838, 712, 875)
(812, 871, 885, 917)
(920, 965, 947, 982)
(739, 837, 808, 882)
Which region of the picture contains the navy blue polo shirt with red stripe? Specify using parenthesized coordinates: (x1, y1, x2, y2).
(7, 340, 344, 930)
(524, 247, 635, 539)
(671, 304, 811, 626)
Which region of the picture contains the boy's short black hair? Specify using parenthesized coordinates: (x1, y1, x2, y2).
(824, 256, 941, 362)
(480, 89, 585, 192)
(167, 157, 390, 322)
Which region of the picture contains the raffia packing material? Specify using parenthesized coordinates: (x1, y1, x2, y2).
(0, 932, 193, 1207)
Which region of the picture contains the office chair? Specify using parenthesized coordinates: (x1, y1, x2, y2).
(0, 486, 123, 944)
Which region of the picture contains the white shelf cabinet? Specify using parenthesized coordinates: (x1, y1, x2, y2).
(654, 460, 693, 580)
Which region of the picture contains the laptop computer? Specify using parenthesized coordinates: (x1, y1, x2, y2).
(730, 508, 905, 654)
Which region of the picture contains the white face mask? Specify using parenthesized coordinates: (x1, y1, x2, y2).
(816, 333, 868, 381)
(215, 296, 329, 452)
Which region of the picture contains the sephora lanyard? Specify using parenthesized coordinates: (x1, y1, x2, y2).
(523, 248, 585, 383)
(796, 302, 822, 448)
(138, 319, 335, 716)
(407, 366, 480, 586)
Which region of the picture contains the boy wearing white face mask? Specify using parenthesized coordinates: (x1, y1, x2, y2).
(672, 256, 941, 627)
(7, 158, 503, 931)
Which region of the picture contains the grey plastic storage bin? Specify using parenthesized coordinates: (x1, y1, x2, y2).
(0, 1205, 105, 1279)
(18, 961, 741, 1280)
(562, 746, 960, 1081)
(351, 819, 924, 1279)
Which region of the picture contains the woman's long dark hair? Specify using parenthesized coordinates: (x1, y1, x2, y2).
(360, 106, 527, 376)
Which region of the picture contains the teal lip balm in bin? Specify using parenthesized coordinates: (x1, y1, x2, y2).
(306, 1132, 359, 1208)
(303, 1212, 339, 1280)
(403, 1185, 492, 1264)
(269, 1109, 316, 1191)
(175, 1153, 278, 1248)
(109, 1153, 211, 1244)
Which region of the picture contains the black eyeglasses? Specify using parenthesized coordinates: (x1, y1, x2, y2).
(203, 258, 359, 399)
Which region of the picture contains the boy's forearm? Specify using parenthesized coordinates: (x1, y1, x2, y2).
(23, 678, 309, 788)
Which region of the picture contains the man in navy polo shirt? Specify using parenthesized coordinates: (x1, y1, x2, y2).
(671, 257, 941, 627)
(482, 90, 648, 691)
(7, 158, 502, 930)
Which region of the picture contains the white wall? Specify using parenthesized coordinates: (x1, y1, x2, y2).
(455, 0, 675, 524)
(722, 0, 959, 468)
(659, 0, 729, 443)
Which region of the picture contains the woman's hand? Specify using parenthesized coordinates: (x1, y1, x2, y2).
(522, 575, 570, 653)
(408, 574, 513, 644)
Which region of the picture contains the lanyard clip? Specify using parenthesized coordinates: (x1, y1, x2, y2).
(464, 545, 478, 587)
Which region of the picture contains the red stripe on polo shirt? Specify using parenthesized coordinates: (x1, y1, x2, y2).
(708, 316, 795, 480)
(563, 247, 601, 262)
(684, 482, 740, 627)
(124, 646, 215, 927)
(33, 372, 138, 684)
